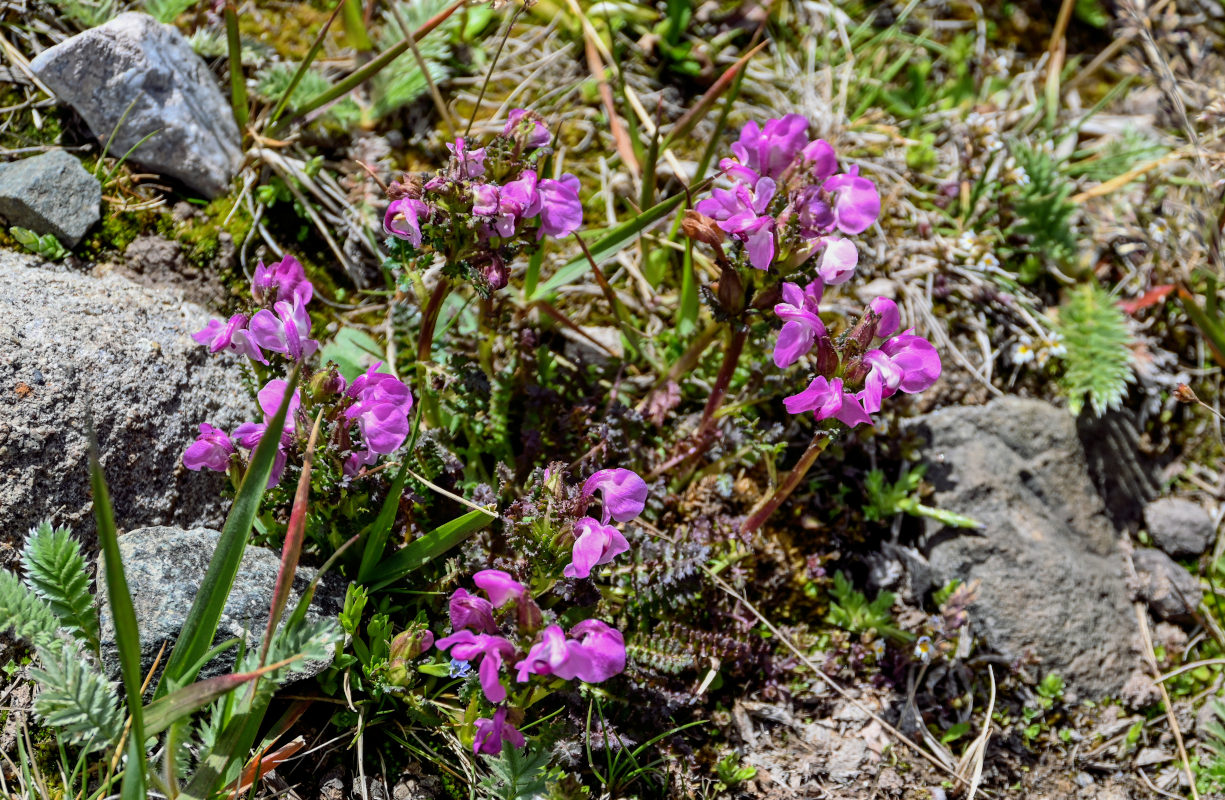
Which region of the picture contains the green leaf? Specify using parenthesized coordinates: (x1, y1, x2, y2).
(319, 327, 386, 382)
(29, 644, 123, 751)
(157, 367, 299, 695)
(89, 435, 147, 798)
(357, 460, 411, 584)
(22, 522, 100, 654)
(528, 191, 690, 300)
(1054, 283, 1134, 416)
(365, 509, 494, 591)
(143, 660, 283, 738)
(0, 570, 60, 648)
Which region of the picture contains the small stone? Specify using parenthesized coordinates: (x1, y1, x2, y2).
(1130, 548, 1203, 621)
(98, 526, 346, 681)
(30, 13, 241, 198)
(1144, 497, 1216, 558)
(0, 150, 100, 247)
(1120, 670, 1161, 710)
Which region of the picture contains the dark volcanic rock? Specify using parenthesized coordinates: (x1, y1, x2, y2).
(911, 397, 1136, 697)
(0, 150, 100, 247)
(1144, 497, 1215, 558)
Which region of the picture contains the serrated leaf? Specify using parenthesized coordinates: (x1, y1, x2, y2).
(0, 570, 60, 648)
(30, 644, 123, 751)
(1055, 283, 1134, 416)
(22, 522, 100, 654)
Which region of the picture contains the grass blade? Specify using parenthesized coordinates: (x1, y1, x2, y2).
(88, 433, 147, 798)
(292, 0, 465, 121)
(357, 460, 412, 583)
(529, 190, 692, 300)
(141, 660, 292, 737)
(365, 509, 494, 591)
(224, 1, 248, 133)
(661, 40, 766, 152)
(268, 0, 346, 127)
(157, 366, 300, 696)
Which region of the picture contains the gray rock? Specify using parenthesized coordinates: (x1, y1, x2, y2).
(0, 249, 251, 567)
(30, 13, 241, 198)
(1145, 497, 1216, 558)
(0, 151, 100, 247)
(911, 397, 1135, 697)
(1131, 548, 1202, 621)
(98, 526, 345, 680)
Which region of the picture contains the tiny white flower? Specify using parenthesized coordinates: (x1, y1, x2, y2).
(1147, 220, 1168, 244)
(1013, 335, 1036, 365)
(871, 640, 885, 659)
(914, 635, 933, 663)
(977, 252, 1000, 270)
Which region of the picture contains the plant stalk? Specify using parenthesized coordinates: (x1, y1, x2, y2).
(741, 429, 832, 535)
(696, 325, 747, 437)
(416, 277, 452, 427)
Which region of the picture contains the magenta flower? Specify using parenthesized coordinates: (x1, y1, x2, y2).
(514, 625, 569, 682)
(504, 108, 551, 149)
(348, 362, 413, 413)
(783, 375, 845, 420)
(192, 314, 266, 364)
(492, 170, 542, 237)
(870, 297, 900, 338)
(435, 631, 516, 703)
(471, 183, 499, 216)
(537, 174, 583, 239)
(695, 178, 777, 270)
(251, 254, 313, 306)
(799, 138, 837, 183)
(446, 137, 486, 177)
(449, 588, 497, 634)
(231, 421, 290, 487)
(563, 517, 630, 579)
(248, 297, 319, 362)
(182, 423, 234, 472)
(773, 281, 825, 369)
(385, 196, 428, 246)
(817, 238, 858, 285)
(881, 332, 942, 393)
(345, 363, 413, 459)
(473, 570, 527, 607)
(257, 379, 301, 430)
(557, 619, 626, 683)
(824, 168, 881, 234)
(727, 114, 810, 181)
(473, 707, 525, 755)
(582, 468, 648, 523)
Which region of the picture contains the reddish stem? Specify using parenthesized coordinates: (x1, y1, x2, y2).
(741, 430, 832, 535)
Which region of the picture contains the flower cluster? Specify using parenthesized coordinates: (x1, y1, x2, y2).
(384, 109, 583, 293)
(565, 468, 648, 579)
(776, 281, 941, 426)
(183, 254, 414, 485)
(435, 568, 627, 755)
(192, 255, 319, 365)
(693, 114, 881, 273)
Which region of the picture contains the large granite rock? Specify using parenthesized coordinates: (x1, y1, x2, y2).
(911, 397, 1136, 697)
(30, 13, 241, 198)
(98, 527, 345, 680)
(0, 250, 249, 564)
(0, 150, 100, 247)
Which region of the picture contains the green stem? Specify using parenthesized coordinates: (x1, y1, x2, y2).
(696, 325, 747, 437)
(741, 430, 832, 535)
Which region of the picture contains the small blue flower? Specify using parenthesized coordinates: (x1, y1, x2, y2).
(449, 658, 473, 678)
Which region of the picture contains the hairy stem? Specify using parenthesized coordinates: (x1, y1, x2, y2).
(416, 277, 452, 427)
(741, 429, 832, 535)
(696, 325, 747, 437)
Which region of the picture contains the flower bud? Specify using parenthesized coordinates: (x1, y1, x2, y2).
(814, 335, 839, 378)
(387, 174, 422, 201)
(517, 594, 543, 634)
(842, 357, 869, 388)
(715, 263, 746, 316)
(309, 368, 347, 401)
(845, 308, 882, 353)
(681, 210, 724, 247)
(386, 624, 435, 687)
(1175, 383, 1198, 404)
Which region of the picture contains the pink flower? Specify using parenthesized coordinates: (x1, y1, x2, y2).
(783, 375, 845, 420)
(473, 707, 525, 755)
(231, 421, 290, 487)
(727, 114, 810, 181)
(257, 379, 301, 431)
(514, 625, 569, 681)
(435, 631, 516, 703)
(492, 170, 542, 237)
(248, 297, 318, 362)
(182, 423, 233, 472)
(251, 254, 313, 306)
(824, 168, 880, 234)
(557, 619, 626, 683)
(385, 196, 428, 246)
(449, 588, 496, 634)
(192, 314, 265, 364)
(582, 468, 648, 523)
(345, 363, 413, 458)
(773, 281, 825, 369)
(881, 331, 941, 393)
(446, 137, 486, 177)
(504, 108, 551, 149)
(471, 183, 499, 216)
(473, 570, 527, 607)
(870, 297, 900, 338)
(799, 138, 837, 183)
(817, 238, 858, 285)
(695, 179, 777, 270)
(564, 517, 630, 579)
(537, 174, 583, 239)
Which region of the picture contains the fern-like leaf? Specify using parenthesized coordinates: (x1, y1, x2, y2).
(1054, 283, 1134, 416)
(30, 645, 123, 752)
(479, 743, 553, 800)
(1010, 141, 1078, 267)
(22, 522, 100, 654)
(0, 570, 61, 649)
